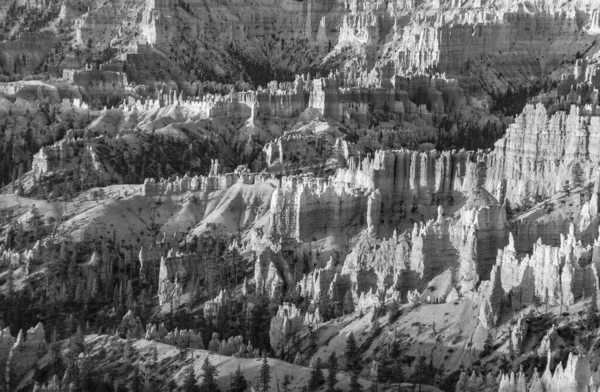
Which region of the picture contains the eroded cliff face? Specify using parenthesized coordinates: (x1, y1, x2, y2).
(334, 192, 507, 306)
(458, 351, 600, 392)
(485, 103, 600, 205)
(477, 225, 599, 330)
(135, 0, 600, 88)
(4, 323, 46, 391)
(6, 0, 599, 88)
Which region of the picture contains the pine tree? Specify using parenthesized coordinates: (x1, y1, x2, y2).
(65, 314, 77, 337)
(349, 372, 363, 392)
(508, 329, 516, 360)
(414, 355, 428, 392)
(167, 379, 178, 392)
(588, 287, 599, 329)
(6, 267, 13, 296)
(391, 361, 404, 384)
(230, 365, 247, 392)
(345, 332, 359, 372)
(124, 339, 134, 361)
(183, 365, 200, 392)
(129, 365, 143, 392)
(79, 355, 94, 392)
(343, 291, 355, 315)
(260, 352, 271, 392)
(126, 279, 135, 310)
(282, 374, 291, 392)
(151, 346, 158, 364)
(327, 352, 338, 392)
(572, 162, 584, 188)
(199, 358, 220, 392)
(308, 358, 325, 390)
(72, 325, 85, 355)
(482, 333, 493, 356)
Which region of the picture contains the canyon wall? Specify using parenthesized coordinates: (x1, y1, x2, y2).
(478, 226, 598, 329)
(457, 351, 600, 392)
(485, 103, 600, 204)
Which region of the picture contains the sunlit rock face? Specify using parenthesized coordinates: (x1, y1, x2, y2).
(269, 148, 485, 244)
(485, 104, 600, 205)
(6, 323, 47, 390)
(494, 228, 597, 308)
(476, 224, 599, 330)
(331, 189, 507, 309)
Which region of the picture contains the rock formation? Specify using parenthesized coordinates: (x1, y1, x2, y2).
(485, 103, 600, 205)
(5, 323, 46, 391)
(269, 302, 323, 353)
(492, 227, 598, 309)
(497, 352, 600, 392)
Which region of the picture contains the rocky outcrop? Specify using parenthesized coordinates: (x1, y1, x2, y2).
(478, 264, 504, 330)
(297, 258, 340, 302)
(269, 302, 323, 353)
(142, 165, 275, 197)
(144, 323, 204, 349)
(496, 351, 600, 392)
(457, 351, 600, 392)
(119, 310, 145, 339)
(0, 328, 15, 391)
(455, 371, 500, 392)
(254, 247, 294, 298)
(270, 148, 484, 244)
(494, 227, 597, 309)
(6, 323, 46, 391)
(337, 191, 506, 309)
(485, 103, 600, 205)
(203, 290, 229, 323)
(157, 251, 201, 305)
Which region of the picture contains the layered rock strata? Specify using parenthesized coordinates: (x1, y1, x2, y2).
(269, 302, 323, 353)
(478, 226, 598, 329)
(294, 193, 508, 309)
(5, 323, 46, 391)
(270, 148, 485, 244)
(157, 250, 202, 305)
(484, 104, 600, 205)
(144, 323, 204, 349)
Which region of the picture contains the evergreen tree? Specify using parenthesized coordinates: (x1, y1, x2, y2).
(327, 352, 338, 392)
(167, 379, 178, 392)
(260, 352, 271, 392)
(308, 358, 325, 390)
(129, 365, 143, 392)
(65, 313, 77, 337)
(199, 358, 220, 392)
(124, 339, 134, 361)
(414, 355, 428, 392)
(343, 291, 355, 315)
(282, 374, 291, 392)
(72, 325, 85, 355)
(230, 365, 248, 392)
(588, 287, 599, 329)
(151, 346, 158, 364)
(345, 333, 359, 372)
(508, 329, 516, 360)
(391, 361, 404, 384)
(349, 372, 363, 392)
(249, 295, 271, 351)
(6, 267, 13, 296)
(183, 365, 200, 392)
(482, 333, 493, 357)
(572, 162, 585, 188)
(78, 355, 94, 392)
(126, 279, 135, 311)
